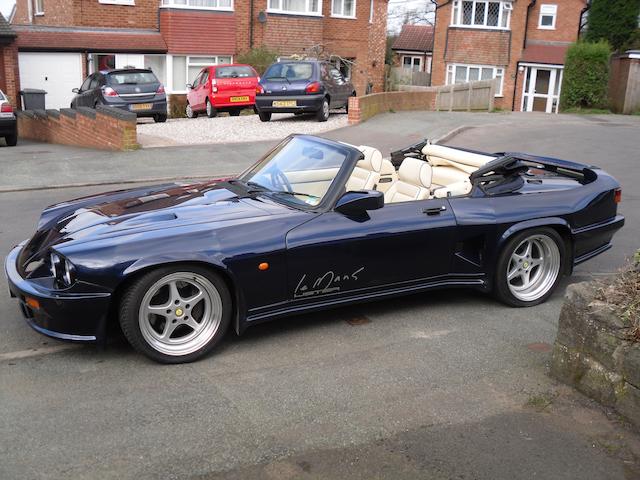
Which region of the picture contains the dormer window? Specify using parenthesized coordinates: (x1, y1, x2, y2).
(451, 1, 512, 30)
(538, 4, 557, 30)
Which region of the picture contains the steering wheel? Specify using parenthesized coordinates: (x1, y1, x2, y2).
(270, 166, 293, 193)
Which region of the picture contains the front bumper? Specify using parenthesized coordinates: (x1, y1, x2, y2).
(4, 243, 112, 342)
(255, 94, 325, 114)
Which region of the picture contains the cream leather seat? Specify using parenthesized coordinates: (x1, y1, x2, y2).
(433, 179, 473, 198)
(384, 158, 432, 204)
(345, 146, 383, 191)
(422, 144, 495, 188)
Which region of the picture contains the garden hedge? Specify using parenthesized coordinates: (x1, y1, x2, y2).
(560, 41, 611, 111)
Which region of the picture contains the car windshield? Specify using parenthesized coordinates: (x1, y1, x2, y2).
(238, 136, 350, 208)
(107, 72, 158, 85)
(264, 62, 314, 81)
(217, 66, 256, 78)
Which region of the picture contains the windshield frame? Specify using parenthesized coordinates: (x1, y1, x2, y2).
(237, 135, 362, 212)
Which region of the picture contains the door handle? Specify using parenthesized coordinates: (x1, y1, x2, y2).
(423, 206, 447, 216)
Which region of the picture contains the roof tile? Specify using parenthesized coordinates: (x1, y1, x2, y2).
(392, 24, 434, 53)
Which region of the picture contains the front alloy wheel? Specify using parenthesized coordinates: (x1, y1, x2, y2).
(119, 266, 231, 363)
(186, 103, 197, 119)
(495, 228, 564, 307)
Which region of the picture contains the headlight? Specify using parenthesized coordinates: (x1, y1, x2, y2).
(50, 251, 76, 288)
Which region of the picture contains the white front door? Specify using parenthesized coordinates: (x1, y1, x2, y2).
(522, 66, 563, 113)
(18, 52, 83, 110)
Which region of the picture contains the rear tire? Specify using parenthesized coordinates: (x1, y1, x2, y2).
(316, 97, 330, 122)
(494, 228, 565, 307)
(5, 134, 17, 146)
(206, 100, 217, 118)
(119, 265, 232, 364)
(153, 114, 167, 123)
(186, 103, 197, 119)
(258, 111, 272, 122)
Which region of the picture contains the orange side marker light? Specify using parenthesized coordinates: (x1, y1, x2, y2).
(258, 262, 270, 271)
(25, 297, 40, 310)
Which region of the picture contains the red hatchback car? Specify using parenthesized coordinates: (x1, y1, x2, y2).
(186, 64, 259, 118)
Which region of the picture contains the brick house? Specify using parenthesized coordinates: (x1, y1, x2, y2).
(391, 24, 434, 74)
(11, 0, 388, 110)
(431, 0, 588, 113)
(0, 13, 19, 107)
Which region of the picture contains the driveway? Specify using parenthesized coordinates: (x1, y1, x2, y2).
(1, 112, 640, 479)
(137, 112, 348, 147)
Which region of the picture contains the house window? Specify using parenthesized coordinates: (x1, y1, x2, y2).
(169, 55, 232, 92)
(331, 57, 354, 79)
(34, 0, 44, 15)
(446, 63, 504, 96)
(267, 0, 322, 15)
(332, 0, 355, 18)
(403, 56, 422, 72)
(538, 4, 557, 29)
(160, 0, 232, 10)
(369, 0, 373, 22)
(451, 1, 512, 29)
(99, 0, 135, 5)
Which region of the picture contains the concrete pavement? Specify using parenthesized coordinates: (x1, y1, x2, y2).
(1, 112, 640, 479)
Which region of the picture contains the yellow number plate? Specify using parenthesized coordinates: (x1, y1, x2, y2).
(230, 96, 250, 103)
(272, 100, 297, 107)
(130, 103, 153, 111)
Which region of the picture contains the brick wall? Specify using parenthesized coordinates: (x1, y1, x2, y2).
(444, 28, 511, 65)
(348, 90, 436, 124)
(0, 43, 21, 108)
(160, 9, 235, 54)
(526, 0, 584, 44)
(17, 106, 138, 150)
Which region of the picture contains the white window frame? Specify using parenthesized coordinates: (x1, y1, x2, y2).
(160, 0, 233, 11)
(331, 0, 356, 18)
(451, 0, 512, 30)
(369, 0, 373, 23)
(446, 63, 504, 96)
(34, 0, 44, 15)
(538, 4, 557, 30)
(402, 55, 423, 72)
(168, 55, 233, 94)
(267, 0, 323, 16)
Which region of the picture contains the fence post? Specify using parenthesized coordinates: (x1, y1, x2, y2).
(467, 82, 473, 112)
(488, 79, 496, 112)
(449, 84, 454, 112)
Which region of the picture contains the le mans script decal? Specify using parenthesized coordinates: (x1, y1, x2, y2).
(294, 267, 365, 298)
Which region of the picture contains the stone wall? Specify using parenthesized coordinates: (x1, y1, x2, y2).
(551, 282, 640, 426)
(17, 105, 138, 151)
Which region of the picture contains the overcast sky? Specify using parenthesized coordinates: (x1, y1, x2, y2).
(1, 0, 430, 30)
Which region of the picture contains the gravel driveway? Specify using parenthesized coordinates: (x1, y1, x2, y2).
(137, 112, 348, 147)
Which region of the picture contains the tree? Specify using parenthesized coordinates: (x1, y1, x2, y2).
(236, 46, 279, 75)
(585, 0, 640, 51)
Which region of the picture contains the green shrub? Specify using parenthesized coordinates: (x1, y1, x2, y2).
(168, 94, 187, 119)
(585, 0, 640, 52)
(236, 46, 279, 75)
(560, 41, 611, 111)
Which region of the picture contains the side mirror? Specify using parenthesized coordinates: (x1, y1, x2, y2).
(72, 88, 80, 94)
(186, 83, 193, 89)
(335, 190, 384, 216)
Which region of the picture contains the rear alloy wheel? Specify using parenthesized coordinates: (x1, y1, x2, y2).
(186, 103, 197, 119)
(316, 97, 330, 122)
(206, 100, 218, 118)
(119, 265, 231, 363)
(494, 228, 565, 307)
(229, 109, 241, 117)
(153, 114, 167, 123)
(5, 134, 17, 146)
(258, 111, 272, 122)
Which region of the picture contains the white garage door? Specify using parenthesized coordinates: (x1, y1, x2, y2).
(18, 52, 83, 110)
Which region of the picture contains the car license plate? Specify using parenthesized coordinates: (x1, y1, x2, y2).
(230, 96, 249, 103)
(272, 100, 297, 108)
(130, 103, 153, 111)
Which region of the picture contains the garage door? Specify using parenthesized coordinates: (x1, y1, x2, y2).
(18, 52, 83, 110)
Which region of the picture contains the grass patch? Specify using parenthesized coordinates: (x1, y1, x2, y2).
(562, 107, 612, 115)
(526, 394, 554, 411)
(595, 251, 640, 341)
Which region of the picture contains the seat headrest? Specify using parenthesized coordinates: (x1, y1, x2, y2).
(357, 145, 383, 173)
(398, 158, 432, 188)
(422, 144, 495, 168)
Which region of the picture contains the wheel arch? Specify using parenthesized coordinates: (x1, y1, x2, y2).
(498, 218, 574, 274)
(108, 258, 244, 338)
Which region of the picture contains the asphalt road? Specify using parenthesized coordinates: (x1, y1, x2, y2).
(1, 114, 639, 479)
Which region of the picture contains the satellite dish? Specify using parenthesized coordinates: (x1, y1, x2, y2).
(258, 11, 267, 23)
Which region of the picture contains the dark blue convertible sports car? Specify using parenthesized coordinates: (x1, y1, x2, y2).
(6, 135, 624, 363)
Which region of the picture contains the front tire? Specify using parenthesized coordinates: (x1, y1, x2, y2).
(494, 228, 565, 307)
(186, 103, 197, 119)
(206, 100, 217, 118)
(316, 97, 330, 122)
(119, 265, 232, 363)
(153, 114, 167, 123)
